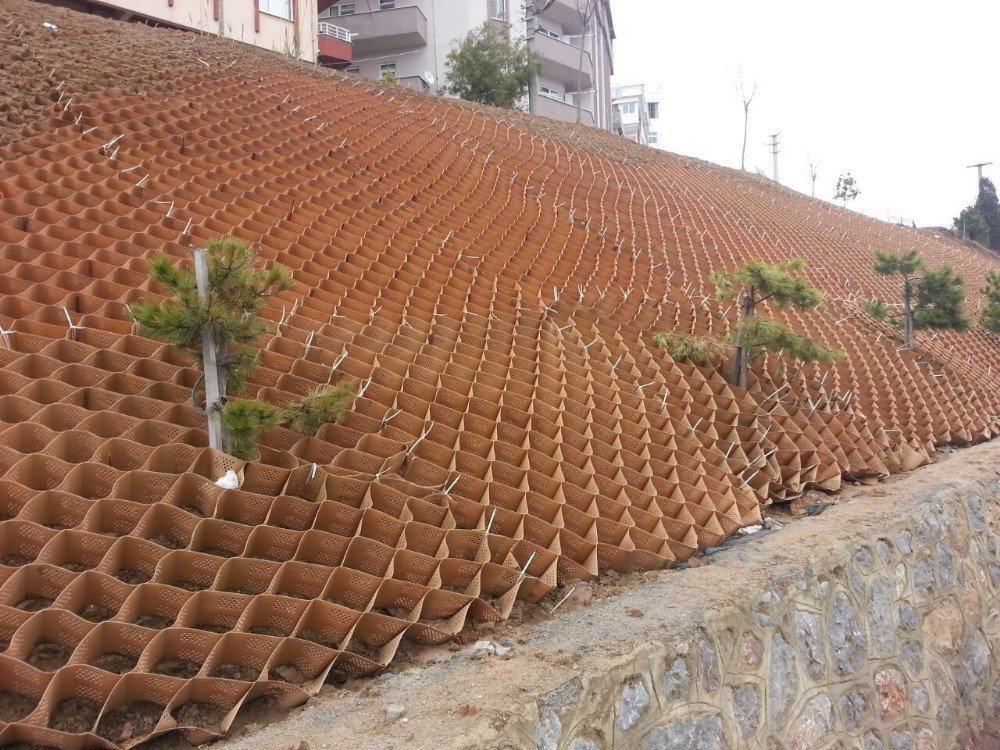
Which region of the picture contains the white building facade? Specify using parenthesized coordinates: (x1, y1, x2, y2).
(611, 82, 663, 149)
(321, 0, 615, 129)
(59, 0, 343, 64)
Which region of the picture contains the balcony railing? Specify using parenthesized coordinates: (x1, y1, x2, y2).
(317, 21, 352, 43)
(317, 21, 353, 65)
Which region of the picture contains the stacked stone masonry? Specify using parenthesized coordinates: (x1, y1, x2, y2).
(518, 472, 999, 750)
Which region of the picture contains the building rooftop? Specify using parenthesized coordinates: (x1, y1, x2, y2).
(0, 1, 998, 746)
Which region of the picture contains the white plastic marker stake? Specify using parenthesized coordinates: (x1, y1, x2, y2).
(517, 551, 537, 582)
(545, 586, 577, 616)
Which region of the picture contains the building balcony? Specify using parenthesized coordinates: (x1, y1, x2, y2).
(539, 0, 588, 34)
(535, 94, 595, 127)
(317, 22, 353, 67)
(333, 6, 427, 57)
(534, 33, 593, 92)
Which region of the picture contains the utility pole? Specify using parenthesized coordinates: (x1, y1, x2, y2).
(768, 133, 780, 183)
(967, 161, 993, 189)
(192, 248, 226, 452)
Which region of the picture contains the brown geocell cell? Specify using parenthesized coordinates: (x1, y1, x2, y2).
(0, 1, 999, 743)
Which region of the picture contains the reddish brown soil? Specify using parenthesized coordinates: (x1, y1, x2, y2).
(96, 701, 164, 743)
(14, 597, 52, 612)
(210, 664, 260, 682)
(152, 658, 200, 679)
(78, 603, 115, 622)
(172, 701, 225, 731)
(134, 615, 174, 630)
(114, 568, 151, 584)
(91, 652, 139, 674)
(0, 691, 37, 722)
(270, 664, 306, 685)
(26, 641, 71, 671)
(1, 554, 33, 566)
(49, 698, 101, 733)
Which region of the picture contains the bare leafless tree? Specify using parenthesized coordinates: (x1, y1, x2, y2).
(809, 160, 819, 197)
(737, 77, 756, 172)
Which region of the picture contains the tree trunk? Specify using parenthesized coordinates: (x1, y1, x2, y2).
(192, 248, 227, 452)
(903, 276, 915, 347)
(740, 106, 749, 171)
(729, 292, 755, 389)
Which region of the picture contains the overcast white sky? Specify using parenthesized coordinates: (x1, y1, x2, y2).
(610, 1, 999, 228)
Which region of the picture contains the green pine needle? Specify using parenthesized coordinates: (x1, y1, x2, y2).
(652, 332, 730, 365)
(222, 399, 284, 459)
(284, 382, 357, 436)
(730, 318, 845, 366)
(981, 272, 1000, 333)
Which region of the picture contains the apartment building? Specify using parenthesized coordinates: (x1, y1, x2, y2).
(320, 0, 616, 129)
(57, 0, 354, 66)
(611, 83, 649, 146)
(645, 85, 663, 149)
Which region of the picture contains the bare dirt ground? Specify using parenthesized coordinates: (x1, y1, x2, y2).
(186, 443, 999, 750)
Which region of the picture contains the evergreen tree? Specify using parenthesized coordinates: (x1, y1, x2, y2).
(975, 178, 1000, 252)
(981, 272, 1000, 333)
(442, 24, 539, 109)
(872, 250, 922, 346)
(871, 250, 970, 347)
(129, 238, 355, 458)
(913, 267, 970, 332)
(953, 206, 990, 246)
(656, 260, 844, 389)
(129, 238, 293, 415)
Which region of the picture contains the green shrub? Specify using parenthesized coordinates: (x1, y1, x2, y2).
(221, 399, 284, 459)
(284, 382, 357, 436)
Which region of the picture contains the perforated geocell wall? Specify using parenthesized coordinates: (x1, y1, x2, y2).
(0, 3, 998, 747)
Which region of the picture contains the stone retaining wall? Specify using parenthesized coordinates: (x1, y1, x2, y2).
(519, 472, 999, 750)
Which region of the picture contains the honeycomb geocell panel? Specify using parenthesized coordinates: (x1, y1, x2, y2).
(1, 1, 999, 746)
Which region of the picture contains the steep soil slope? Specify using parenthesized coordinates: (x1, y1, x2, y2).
(0, 1, 998, 746)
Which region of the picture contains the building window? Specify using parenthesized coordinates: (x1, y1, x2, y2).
(647, 102, 659, 120)
(489, 0, 506, 21)
(539, 86, 564, 101)
(380, 62, 397, 81)
(537, 26, 561, 40)
(345, 66, 360, 74)
(328, 2, 354, 15)
(260, 0, 292, 20)
(620, 101, 636, 115)
(380, 0, 395, 8)
(649, 132, 658, 145)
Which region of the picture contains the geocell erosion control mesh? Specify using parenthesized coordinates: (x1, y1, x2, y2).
(0, 2, 998, 746)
